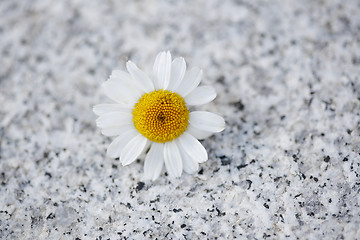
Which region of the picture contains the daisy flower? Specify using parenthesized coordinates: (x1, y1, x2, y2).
(94, 51, 225, 180)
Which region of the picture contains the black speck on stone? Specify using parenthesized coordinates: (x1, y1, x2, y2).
(246, 180, 252, 189)
(198, 168, 203, 175)
(324, 156, 330, 162)
(232, 100, 245, 111)
(43, 151, 49, 159)
(313, 177, 319, 182)
(173, 208, 183, 213)
(181, 224, 186, 228)
(343, 157, 348, 162)
(150, 196, 160, 203)
(294, 193, 302, 199)
(46, 213, 55, 220)
(217, 76, 225, 84)
(274, 176, 282, 182)
(216, 208, 226, 216)
(237, 164, 248, 170)
(79, 185, 87, 193)
(219, 155, 231, 166)
(136, 182, 145, 191)
(263, 203, 269, 209)
(75, 238, 81, 240)
(263, 233, 271, 238)
(45, 172, 52, 178)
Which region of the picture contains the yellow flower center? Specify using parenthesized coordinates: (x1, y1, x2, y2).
(132, 90, 189, 143)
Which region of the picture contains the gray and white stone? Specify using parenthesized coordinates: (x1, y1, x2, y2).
(0, 0, 359, 239)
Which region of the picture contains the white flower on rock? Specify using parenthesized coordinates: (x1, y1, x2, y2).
(94, 51, 225, 180)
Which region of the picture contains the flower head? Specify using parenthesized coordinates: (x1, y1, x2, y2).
(94, 51, 225, 180)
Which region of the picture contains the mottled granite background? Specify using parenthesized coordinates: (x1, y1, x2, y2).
(0, 0, 360, 239)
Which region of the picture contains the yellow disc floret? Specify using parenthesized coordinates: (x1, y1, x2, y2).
(132, 90, 189, 143)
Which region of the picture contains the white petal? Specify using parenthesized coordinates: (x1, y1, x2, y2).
(126, 61, 154, 93)
(121, 134, 148, 166)
(108, 70, 143, 98)
(179, 148, 199, 174)
(153, 51, 172, 89)
(177, 132, 208, 163)
(102, 80, 139, 106)
(93, 104, 131, 116)
(189, 111, 225, 133)
(110, 70, 131, 81)
(96, 112, 132, 129)
(141, 140, 151, 156)
(186, 125, 214, 140)
(164, 141, 183, 178)
(144, 143, 164, 180)
(185, 86, 217, 105)
(106, 129, 137, 158)
(152, 52, 162, 81)
(110, 70, 146, 95)
(101, 124, 134, 136)
(167, 57, 186, 91)
(176, 67, 203, 97)
(110, 70, 137, 87)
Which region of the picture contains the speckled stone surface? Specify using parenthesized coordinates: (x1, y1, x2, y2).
(1, 0, 360, 239)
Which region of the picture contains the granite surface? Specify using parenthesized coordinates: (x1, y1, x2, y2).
(1, 0, 360, 239)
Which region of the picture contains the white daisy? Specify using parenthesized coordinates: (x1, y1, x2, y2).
(94, 51, 225, 180)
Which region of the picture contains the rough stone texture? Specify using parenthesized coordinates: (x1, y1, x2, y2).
(0, 0, 359, 239)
